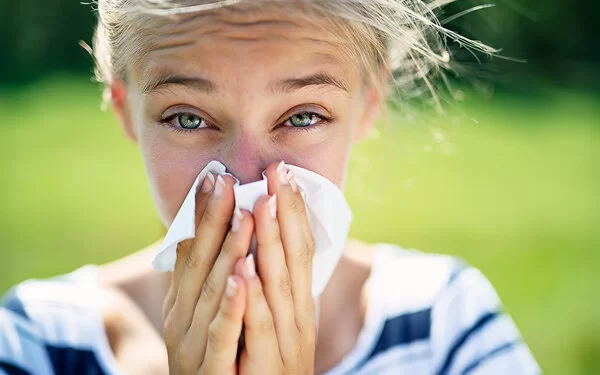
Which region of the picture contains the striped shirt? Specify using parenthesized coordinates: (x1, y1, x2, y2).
(0, 244, 540, 374)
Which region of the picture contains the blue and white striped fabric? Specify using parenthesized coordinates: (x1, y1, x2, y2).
(0, 266, 122, 375)
(0, 244, 540, 374)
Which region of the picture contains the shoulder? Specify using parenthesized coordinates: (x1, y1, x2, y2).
(0, 267, 122, 375)
(355, 244, 540, 375)
(426, 259, 540, 375)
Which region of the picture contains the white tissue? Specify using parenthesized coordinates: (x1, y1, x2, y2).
(152, 160, 353, 298)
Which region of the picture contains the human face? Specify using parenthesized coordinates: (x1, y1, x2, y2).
(113, 6, 380, 227)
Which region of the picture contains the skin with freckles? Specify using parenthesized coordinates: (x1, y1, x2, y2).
(104, 4, 384, 374)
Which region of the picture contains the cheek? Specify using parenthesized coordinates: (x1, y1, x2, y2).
(304, 103, 363, 189)
(283, 124, 355, 190)
(138, 131, 215, 227)
(275, 97, 364, 187)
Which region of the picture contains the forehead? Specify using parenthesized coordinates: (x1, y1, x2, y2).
(129, 5, 362, 93)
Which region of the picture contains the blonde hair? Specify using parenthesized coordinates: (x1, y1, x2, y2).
(89, 0, 497, 109)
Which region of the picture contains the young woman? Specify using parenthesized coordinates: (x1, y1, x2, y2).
(0, 1, 540, 374)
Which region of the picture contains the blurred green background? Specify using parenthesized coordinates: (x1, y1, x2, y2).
(0, 0, 598, 374)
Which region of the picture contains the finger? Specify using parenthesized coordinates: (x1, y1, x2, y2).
(171, 174, 236, 338)
(164, 172, 216, 320)
(163, 273, 177, 322)
(235, 255, 282, 369)
(199, 275, 246, 375)
(253, 195, 297, 355)
(195, 172, 217, 226)
(265, 161, 315, 327)
(186, 209, 254, 358)
(265, 161, 311, 241)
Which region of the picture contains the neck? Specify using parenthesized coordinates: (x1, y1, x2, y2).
(98, 241, 171, 335)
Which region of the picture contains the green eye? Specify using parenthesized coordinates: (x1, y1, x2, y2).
(178, 113, 203, 129)
(289, 112, 316, 128)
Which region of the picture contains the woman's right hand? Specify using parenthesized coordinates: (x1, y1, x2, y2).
(162, 172, 255, 374)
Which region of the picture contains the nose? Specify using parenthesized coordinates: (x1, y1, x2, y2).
(223, 131, 270, 184)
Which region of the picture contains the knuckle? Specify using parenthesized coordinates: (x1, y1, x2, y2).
(184, 250, 202, 269)
(279, 274, 292, 298)
(249, 282, 264, 300)
(294, 316, 304, 336)
(257, 231, 281, 249)
(176, 241, 192, 262)
(218, 298, 237, 323)
(289, 197, 307, 215)
(257, 314, 275, 335)
(297, 317, 316, 346)
(222, 238, 245, 259)
(220, 306, 236, 323)
(201, 206, 217, 225)
(299, 241, 312, 267)
(293, 313, 316, 354)
(207, 320, 225, 352)
(200, 277, 218, 301)
(202, 205, 228, 228)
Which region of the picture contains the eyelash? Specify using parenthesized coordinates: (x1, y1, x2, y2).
(160, 111, 332, 134)
(160, 112, 209, 134)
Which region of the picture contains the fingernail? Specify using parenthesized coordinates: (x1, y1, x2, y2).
(231, 207, 243, 232)
(213, 175, 225, 199)
(276, 160, 285, 173)
(287, 170, 298, 193)
(268, 194, 277, 219)
(226, 276, 238, 297)
(201, 172, 215, 193)
(277, 161, 289, 186)
(245, 254, 256, 278)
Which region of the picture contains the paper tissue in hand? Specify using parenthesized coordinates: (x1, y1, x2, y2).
(152, 160, 352, 298)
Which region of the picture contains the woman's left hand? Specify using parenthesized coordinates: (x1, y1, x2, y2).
(234, 161, 317, 375)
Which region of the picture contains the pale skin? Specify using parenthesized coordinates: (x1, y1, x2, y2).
(99, 5, 385, 375)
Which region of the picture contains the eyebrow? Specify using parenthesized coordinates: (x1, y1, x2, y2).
(142, 71, 349, 95)
(269, 72, 349, 94)
(141, 73, 217, 95)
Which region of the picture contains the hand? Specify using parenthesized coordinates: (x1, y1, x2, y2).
(162, 172, 254, 374)
(234, 161, 317, 375)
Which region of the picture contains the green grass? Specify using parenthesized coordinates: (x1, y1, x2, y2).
(1, 75, 599, 374)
